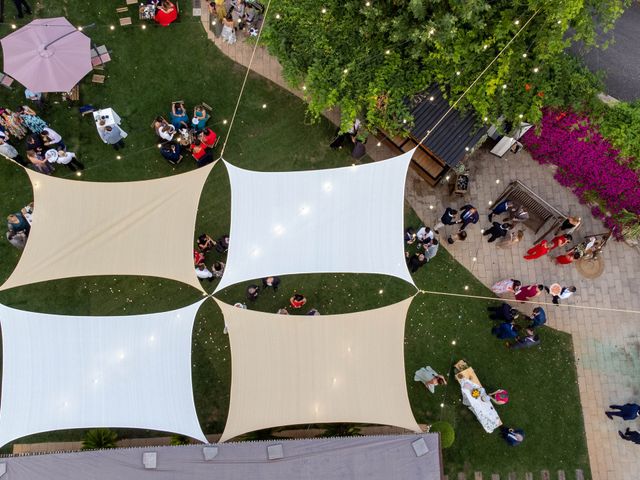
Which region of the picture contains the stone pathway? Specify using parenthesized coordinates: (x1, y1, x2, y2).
(200, 11, 640, 479)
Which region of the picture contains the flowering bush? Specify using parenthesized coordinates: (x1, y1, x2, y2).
(522, 110, 640, 241)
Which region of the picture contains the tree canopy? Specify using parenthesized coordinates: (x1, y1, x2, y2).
(263, 0, 628, 134)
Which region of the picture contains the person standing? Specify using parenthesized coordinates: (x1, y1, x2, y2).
(497, 229, 524, 249)
(501, 427, 525, 446)
(483, 222, 512, 243)
(528, 307, 546, 329)
(554, 216, 581, 235)
(2, 0, 32, 19)
(98, 120, 126, 150)
(459, 204, 479, 231)
(488, 199, 514, 221)
(0, 136, 26, 165)
(546, 285, 576, 305)
(618, 428, 640, 444)
(515, 284, 545, 302)
(606, 403, 640, 420)
(424, 239, 439, 261)
(523, 239, 551, 260)
(548, 233, 572, 251)
(53, 148, 84, 172)
(433, 207, 458, 234)
(491, 279, 521, 296)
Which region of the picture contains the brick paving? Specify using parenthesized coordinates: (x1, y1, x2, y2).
(200, 11, 640, 479)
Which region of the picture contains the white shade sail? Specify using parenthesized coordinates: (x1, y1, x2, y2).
(215, 151, 415, 292)
(216, 297, 421, 442)
(0, 300, 208, 447)
(0, 164, 217, 293)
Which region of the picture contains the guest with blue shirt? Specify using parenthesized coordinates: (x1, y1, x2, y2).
(528, 307, 547, 329)
(489, 199, 514, 221)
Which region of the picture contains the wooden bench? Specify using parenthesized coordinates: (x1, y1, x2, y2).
(62, 84, 80, 102)
(494, 180, 570, 243)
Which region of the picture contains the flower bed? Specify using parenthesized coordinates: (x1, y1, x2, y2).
(522, 110, 640, 242)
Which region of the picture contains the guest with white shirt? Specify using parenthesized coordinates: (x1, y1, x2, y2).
(41, 127, 65, 150)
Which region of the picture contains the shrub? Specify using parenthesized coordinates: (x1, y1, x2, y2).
(595, 100, 640, 170)
(522, 109, 640, 242)
(170, 434, 191, 446)
(81, 428, 118, 450)
(430, 421, 455, 448)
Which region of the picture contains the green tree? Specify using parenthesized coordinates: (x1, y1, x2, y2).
(264, 0, 626, 134)
(81, 428, 118, 450)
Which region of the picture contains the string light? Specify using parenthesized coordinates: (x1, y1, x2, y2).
(142, 24, 147, 29)
(223, 119, 228, 124)
(522, 53, 527, 58)
(472, 257, 477, 262)
(376, 141, 381, 147)
(440, 403, 445, 408)
(456, 71, 461, 76)
(496, 179, 500, 184)
(518, 114, 524, 119)
(429, 205, 434, 210)
(428, 28, 435, 36)
(451, 340, 456, 345)
(533, 67, 539, 73)
(514, 19, 520, 25)
(502, 84, 507, 89)
(378, 289, 384, 294)
(483, 116, 488, 122)
(343, 68, 349, 74)
(464, 286, 469, 290)
(77, 26, 83, 31)
(302, 85, 307, 90)
(262, 103, 267, 109)
(483, 44, 488, 50)
(365, 1, 371, 6)
(321, 7, 327, 14)
(76, 171, 82, 177)
(445, 175, 450, 181)
(11, 24, 16, 29)
(275, 13, 281, 19)
(385, 49, 391, 55)
(557, 20, 562, 24)
(116, 155, 121, 160)
(429, 96, 434, 101)
(110, 25, 115, 30)
(464, 146, 470, 151)
(156, 143, 162, 148)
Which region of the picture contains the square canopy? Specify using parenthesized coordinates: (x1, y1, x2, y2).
(0, 164, 216, 293)
(216, 297, 421, 441)
(215, 151, 415, 292)
(0, 300, 208, 447)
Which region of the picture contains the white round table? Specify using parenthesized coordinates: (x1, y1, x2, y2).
(45, 149, 58, 163)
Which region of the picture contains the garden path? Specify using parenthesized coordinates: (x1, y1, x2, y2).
(200, 11, 640, 479)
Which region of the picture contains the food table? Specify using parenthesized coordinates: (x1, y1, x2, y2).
(455, 360, 502, 433)
(92, 108, 128, 141)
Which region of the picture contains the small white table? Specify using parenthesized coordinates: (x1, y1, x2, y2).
(93, 108, 122, 128)
(44, 149, 58, 163)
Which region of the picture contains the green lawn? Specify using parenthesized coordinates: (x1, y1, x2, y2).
(0, 2, 589, 478)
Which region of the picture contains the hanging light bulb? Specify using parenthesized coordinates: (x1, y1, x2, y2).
(522, 53, 527, 58)
(514, 19, 520, 25)
(533, 67, 539, 73)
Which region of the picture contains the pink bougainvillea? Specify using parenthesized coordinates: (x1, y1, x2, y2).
(522, 109, 640, 239)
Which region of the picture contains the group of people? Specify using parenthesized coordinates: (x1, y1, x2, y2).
(492, 278, 576, 306)
(156, 102, 217, 167)
(5, 202, 33, 250)
(194, 232, 230, 282)
(404, 226, 440, 273)
(605, 403, 640, 445)
(488, 302, 545, 348)
(209, 0, 265, 45)
(1, 101, 84, 174)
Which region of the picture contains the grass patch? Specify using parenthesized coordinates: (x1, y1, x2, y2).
(0, 2, 589, 477)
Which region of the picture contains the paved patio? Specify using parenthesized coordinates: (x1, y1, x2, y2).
(201, 11, 640, 479)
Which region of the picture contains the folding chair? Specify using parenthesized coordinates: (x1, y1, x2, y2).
(0, 73, 15, 89)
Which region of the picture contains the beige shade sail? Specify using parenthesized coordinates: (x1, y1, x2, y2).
(0, 164, 217, 293)
(215, 297, 421, 442)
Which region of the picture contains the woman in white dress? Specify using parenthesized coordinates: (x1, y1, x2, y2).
(221, 14, 237, 44)
(491, 278, 521, 296)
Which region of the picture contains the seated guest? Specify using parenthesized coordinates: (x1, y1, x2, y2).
(416, 226, 434, 245)
(155, 0, 178, 26)
(6, 229, 27, 249)
(192, 105, 209, 131)
(528, 307, 546, 329)
(160, 142, 182, 165)
(489, 389, 509, 405)
(290, 293, 307, 309)
(215, 234, 230, 253)
(41, 127, 65, 150)
(195, 263, 213, 281)
(170, 102, 189, 129)
(191, 140, 213, 167)
(406, 252, 427, 273)
(154, 117, 175, 141)
(7, 213, 30, 235)
(197, 234, 215, 252)
(199, 127, 217, 148)
(212, 261, 225, 278)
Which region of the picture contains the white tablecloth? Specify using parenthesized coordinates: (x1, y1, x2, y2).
(459, 378, 502, 433)
(93, 108, 122, 128)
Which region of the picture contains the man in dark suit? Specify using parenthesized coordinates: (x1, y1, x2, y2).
(459, 204, 479, 231)
(606, 403, 640, 420)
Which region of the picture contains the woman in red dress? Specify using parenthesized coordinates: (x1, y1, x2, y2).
(155, 0, 178, 26)
(548, 234, 572, 251)
(523, 239, 550, 260)
(555, 248, 577, 265)
(515, 284, 544, 302)
(289, 293, 307, 309)
(199, 128, 217, 148)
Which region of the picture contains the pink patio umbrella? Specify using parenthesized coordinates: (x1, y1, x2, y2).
(1, 17, 92, 93)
